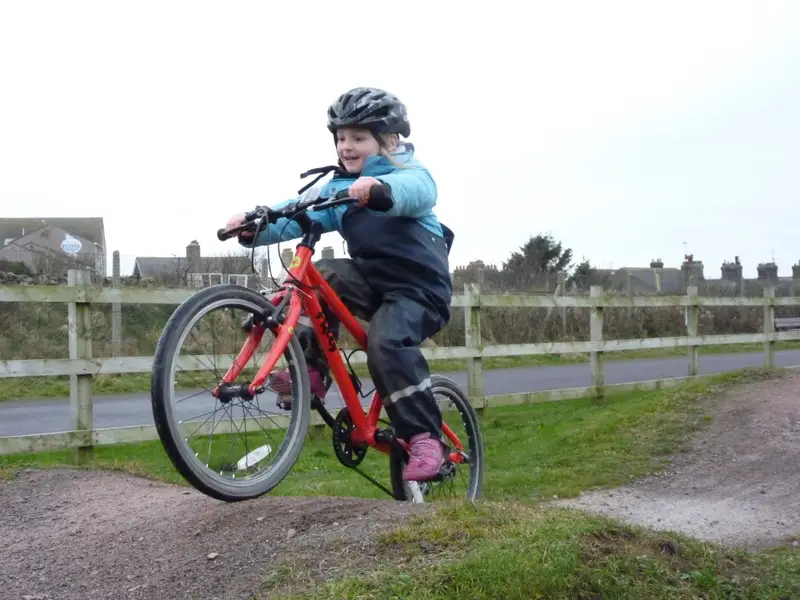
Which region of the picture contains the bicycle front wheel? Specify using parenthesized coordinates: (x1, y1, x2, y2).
(151, 284, 311, 501)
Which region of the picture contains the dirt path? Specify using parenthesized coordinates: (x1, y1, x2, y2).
(1, 468, 428, 600)
(557, 371, 800, 551)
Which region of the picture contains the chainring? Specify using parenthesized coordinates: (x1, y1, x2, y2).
(332, 407, 367, 468)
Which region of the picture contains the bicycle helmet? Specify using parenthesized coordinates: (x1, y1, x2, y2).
(327, 87, 410, 138)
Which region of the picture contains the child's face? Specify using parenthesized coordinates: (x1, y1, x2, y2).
(336, 128, 381, 173)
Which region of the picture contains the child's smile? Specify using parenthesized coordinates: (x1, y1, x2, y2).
(336, 127, 381, 173)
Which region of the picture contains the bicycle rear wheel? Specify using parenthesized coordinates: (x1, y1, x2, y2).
(151, 284, 311, 501)
(389, 375, 484, 503)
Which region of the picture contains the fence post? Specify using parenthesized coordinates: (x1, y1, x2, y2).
(764, 285, 775, 368)
(589, 285, 604, 399)
(626, 271, 633, 320)
(557, 270, 567, 336)
(686, 286, 699, 376)
(464, 283, 484, 410)
(68, 268, 93, 464)
(111, 250, 122, 357)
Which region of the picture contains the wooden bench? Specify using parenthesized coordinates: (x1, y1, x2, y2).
(774, 317, 800, 330)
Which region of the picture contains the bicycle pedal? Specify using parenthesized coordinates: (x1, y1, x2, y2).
(432, 462, 457, 482)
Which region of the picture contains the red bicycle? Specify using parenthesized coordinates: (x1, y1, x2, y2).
(150, 186, 484, 503)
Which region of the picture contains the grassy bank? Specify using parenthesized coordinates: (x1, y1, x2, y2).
(2, 341, 799, 402)
(262, 502, 799, 600)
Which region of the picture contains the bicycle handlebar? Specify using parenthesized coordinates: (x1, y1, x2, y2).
(216, 183, 394, 242)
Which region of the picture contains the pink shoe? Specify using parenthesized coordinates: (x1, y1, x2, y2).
(402, 433, 446, 481)
(269, 367, 326, 409)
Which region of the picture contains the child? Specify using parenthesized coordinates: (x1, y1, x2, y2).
(225, 87, 453, 482)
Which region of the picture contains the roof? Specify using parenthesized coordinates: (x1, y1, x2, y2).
(134, 257, 187, 278)
(0, 218, 105, 247)
(133, 256, 236, 278)
(614, 267, 684, 293)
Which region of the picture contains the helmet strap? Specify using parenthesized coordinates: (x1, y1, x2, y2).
(297, 164, 350, 195)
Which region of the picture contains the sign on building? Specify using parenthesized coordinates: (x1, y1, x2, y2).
(61, 234, 82, 254)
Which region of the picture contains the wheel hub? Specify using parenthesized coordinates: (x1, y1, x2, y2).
(214, 381, 257, 403)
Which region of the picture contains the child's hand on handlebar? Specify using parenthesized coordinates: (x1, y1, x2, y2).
(226, 213, 253, 238)
(349, 177, 382, 204)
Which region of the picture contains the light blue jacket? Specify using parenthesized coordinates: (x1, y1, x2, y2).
(243, 143, 445, 248)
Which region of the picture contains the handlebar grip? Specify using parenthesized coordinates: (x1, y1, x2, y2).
(367, 183, 394, 212)
(334, 184, 394, 211)
(218, 221, 258, 242)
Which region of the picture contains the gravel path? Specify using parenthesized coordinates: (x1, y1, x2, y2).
(1, 469, 428, 600)
(557, 372, 800, 551)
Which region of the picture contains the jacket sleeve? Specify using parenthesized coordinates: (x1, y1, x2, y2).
(238, 192, 338, 248)
(375, 165, 437, 218)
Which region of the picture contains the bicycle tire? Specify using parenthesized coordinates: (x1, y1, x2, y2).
(151, 284, 311, 501)
(389, 374, 484, 503)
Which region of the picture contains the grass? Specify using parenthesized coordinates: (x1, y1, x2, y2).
(3, 340, 799, 402)
(2, 370, 797, 599)
(262, 502, 800, 599)
(0, 370, 759, 501)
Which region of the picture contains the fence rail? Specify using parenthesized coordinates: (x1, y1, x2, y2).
(2, 271, 800, 458)
(4, 284, 800, 308)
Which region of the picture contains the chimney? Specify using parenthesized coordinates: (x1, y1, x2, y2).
(721, 256, 743, 283)
(793, 261, 800, 280)
(280, 248, 294, 267)
(321, 246, 335, 260)
(681, 254, 704, 284)
(649, 258, 664, 293)
(186, 240, 201, 273)
(757, 262, 778, 283)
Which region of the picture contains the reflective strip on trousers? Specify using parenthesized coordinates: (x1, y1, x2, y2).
(387, 377, 432, 405)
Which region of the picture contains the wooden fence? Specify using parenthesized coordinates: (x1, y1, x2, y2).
(2, 269, 800, 459)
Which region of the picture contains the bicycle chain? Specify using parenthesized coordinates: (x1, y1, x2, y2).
(331, 409, 398, 498)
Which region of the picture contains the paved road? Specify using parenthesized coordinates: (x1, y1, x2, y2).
(2, 350, 799, 437)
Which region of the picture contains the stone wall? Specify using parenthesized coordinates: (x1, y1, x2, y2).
(0, 271, 65, 286)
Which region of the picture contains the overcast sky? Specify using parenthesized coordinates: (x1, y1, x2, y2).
(1, 1, 798, 278)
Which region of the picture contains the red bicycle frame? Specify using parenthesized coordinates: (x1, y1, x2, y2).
(214, 244, 465, 462)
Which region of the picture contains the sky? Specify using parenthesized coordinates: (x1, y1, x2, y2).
(1, 1, 799, 279)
